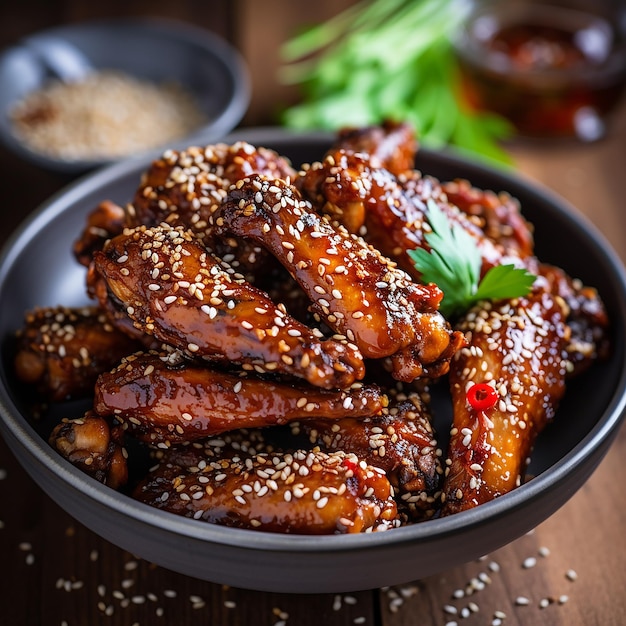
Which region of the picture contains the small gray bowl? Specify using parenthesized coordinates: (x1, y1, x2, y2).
(0, 18, 249, 174)
(0, 129, 625, 593)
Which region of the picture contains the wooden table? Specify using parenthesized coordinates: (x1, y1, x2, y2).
(1, 3, 626, 625)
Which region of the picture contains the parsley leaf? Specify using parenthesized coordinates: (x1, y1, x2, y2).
(408, 200, 536, 318)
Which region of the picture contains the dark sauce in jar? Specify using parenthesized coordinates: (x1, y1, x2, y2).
(456, 4, 626, 139)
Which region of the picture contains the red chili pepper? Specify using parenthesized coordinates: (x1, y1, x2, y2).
(343, 458, 358, 473)
(466, 382, 498, 411)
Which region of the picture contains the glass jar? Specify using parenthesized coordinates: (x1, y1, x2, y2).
(453, 0, 626, 140)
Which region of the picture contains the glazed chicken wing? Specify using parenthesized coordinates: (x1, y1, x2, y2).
(14, 305, 140, 402)
(537, 263, 609, 375)
(49, 411, 128, 489)
(441, 291, 570, 515)
(292, 393, 443, 521)
(297, 148, 509, 279)
(129, 142, 296, 276)
(134, 447, 398, 534)
(73, 200, 127, 267)
(211, 175, 464, 382)
(94, 351, 385, 445)
(88, 223, 364, 389)
(332, 120, 418, 177)
(442, 178, 534, 260)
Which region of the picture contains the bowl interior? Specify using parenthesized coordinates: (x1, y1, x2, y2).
(0, 18, 249, 172)
(0, 130, 624, 591)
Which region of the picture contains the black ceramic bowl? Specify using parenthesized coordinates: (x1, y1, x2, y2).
(0, 129, 625, 593)
(0, 18, 249, 173)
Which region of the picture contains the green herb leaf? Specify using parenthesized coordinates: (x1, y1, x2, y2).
(474, 264, 536, 302)
(409, 200, 536, 318)
(279, 0, 514, 165)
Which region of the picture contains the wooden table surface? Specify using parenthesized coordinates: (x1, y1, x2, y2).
(1, 3, 626, 625)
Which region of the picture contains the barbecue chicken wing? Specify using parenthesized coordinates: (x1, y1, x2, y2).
(441, 291, 570, 515)
(442, 179, 534, 260)
(298, 138, 607, 381)
(88, 223, 364, 389)
(211, 175, 465, 382)
(129, 142, 297, 276)
(332, 120, 418, 177)
(134, 447, 398, 534)
(291, 392, 443, 521)
(49, 412, 128, 489)
(14, 305, 140, 402)
(74, 200, 127, 267)
(536, 263, 609, 376)
(94, 351, 385, 445)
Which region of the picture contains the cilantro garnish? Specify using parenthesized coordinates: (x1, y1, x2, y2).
(408, 200, 536, 318)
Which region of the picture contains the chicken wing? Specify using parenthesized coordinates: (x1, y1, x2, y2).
(129, 142, 296, 276)
(211, 175, 465, 382)
(441, 291, 569, 515)
(88, 223, 365, 389)
(291, 392, 443, 521)
(537, 263, 609, 376)
(297, 148, 507, 279)
(442, 178, 534, 260)
(73, 200, 127, 267)
(134, 447, 398, 534)
(94, 351, 385, 445)
(14, 305, 140, 402)
(332, 120, 418, 177)
(49, 411, 128, 489)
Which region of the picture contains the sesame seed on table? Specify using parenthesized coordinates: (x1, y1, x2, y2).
(1, 3, 626, 625)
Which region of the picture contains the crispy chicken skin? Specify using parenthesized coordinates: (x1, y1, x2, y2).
(88, 223, 364, 389)
(134, 447, 398, 534)
(292, 393, 443, 521)
(94, 351, 385, 444)
(14, 305, 140, 402)
(73, 200, 127, 267)
(49, 412, 128, 489)
(441, 291, 570, 515)
(211, 175, 465, 382)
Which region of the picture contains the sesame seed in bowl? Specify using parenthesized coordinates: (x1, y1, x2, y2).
(0, 18, 249, 174)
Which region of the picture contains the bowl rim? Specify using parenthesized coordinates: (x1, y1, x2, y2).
(0, 127, 625, 554)
(0, 16, 250, 173)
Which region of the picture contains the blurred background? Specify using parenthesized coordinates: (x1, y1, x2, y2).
(0, 0, 354, 231)
(0, 0, 624, 241)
